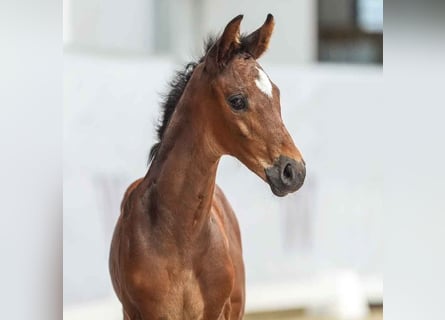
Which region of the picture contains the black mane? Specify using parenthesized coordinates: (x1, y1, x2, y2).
(148, 34, 251, 163)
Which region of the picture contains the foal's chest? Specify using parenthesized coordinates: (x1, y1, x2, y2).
(164, 261, 233, 320)
(180, 270, 206, 320)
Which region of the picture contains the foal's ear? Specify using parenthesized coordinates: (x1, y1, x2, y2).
(243, 14, 275, 59)
(205, 14, 243, 73)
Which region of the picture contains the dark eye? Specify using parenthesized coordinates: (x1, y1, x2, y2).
(227, 94, 247, 112)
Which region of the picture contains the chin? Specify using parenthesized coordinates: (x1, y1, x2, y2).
(268, 184, 290, 197)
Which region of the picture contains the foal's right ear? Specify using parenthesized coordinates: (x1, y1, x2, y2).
(243, 14, 275, 59)
(205, 15, 243, 74)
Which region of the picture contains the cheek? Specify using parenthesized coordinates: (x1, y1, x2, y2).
(249, 107, 282, 143)
(237, 121, 250, 138)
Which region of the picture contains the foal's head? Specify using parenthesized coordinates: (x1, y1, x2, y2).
(153, 14, 306, 196)
(196, 14, 306, 196)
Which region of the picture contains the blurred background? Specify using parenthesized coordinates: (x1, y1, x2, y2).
(63, 0, 382, 319)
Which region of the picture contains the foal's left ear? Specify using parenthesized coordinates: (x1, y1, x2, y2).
(243, 14, 275, 59)
(205, 14, 243, 73)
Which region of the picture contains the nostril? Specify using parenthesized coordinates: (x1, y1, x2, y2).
(282, 163, 295, 182)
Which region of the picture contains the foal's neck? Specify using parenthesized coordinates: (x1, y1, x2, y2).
(144, 101, 220, 240)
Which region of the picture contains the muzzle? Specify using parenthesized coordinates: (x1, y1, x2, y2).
(265, 155, 306, 197)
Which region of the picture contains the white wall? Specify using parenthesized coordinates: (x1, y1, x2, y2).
(63, 52, 382, 308)
(64, 0, 316, 64)
(64, 0, 154, 53)
(195, 0, 317, 64)
(63, 1, 382, 314)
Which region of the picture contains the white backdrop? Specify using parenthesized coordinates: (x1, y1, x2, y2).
(63, 51, 383, 316)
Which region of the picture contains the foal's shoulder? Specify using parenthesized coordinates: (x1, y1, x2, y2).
(120, 178, 144, 214)
(213, 184, 229, 205)
(212, 184, 242, 246)
(213, 185, 237, 223)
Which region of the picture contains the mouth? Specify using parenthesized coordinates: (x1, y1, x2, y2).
(267, 180, 290, 197)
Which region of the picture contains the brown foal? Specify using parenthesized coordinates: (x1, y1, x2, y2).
(109, 14, 306, 320)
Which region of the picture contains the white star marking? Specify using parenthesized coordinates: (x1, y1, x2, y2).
(255, 67, 273, 98)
